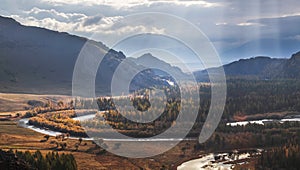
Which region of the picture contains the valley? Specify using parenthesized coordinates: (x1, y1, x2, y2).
(0, 11, 300, 169)
(1, 78, 300, 169)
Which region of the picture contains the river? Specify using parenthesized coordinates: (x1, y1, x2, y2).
(18, 113, 300, 169)
(18, 114, 194, 142)
(178, 116, 300, 169)
(226, 115, 300, 126)
(19, 114, 300, 140)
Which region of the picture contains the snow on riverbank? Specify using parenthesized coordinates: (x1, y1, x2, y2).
(226, 116, 300, 126)
(178, 152, 252, 170)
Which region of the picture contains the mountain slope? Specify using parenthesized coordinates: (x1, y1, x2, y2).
(193, 52, 300, 81)
(221, 56, 285, 79)
(129, 53, 188, 79)
(273, 51, 300, 79)
(0, 16, 161, 95)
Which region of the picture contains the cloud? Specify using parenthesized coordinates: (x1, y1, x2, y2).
(290, 35, 300, 41)
(39, 0, 222, 8)
(82, 15, 103, 26)
(10, 14, 79, 32)
(220, 0, 300, 21)
(1, 0, 300, 62)
(247, 15, 300, 38)
(237, 22, 264, 26)
(26, 7, 86, 22)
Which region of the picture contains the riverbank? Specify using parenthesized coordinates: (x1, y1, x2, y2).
(227, 114, 300, 126)
(19, 115, 197, 142)
(177, 151, 259, 170)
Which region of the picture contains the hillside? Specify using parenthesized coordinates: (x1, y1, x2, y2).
(273, 51, 300, 79)
(1, 15, 300, 92)
(129, 53, 188, 79)
(194, 51, 300, 81)
(0, 16, 161, 95)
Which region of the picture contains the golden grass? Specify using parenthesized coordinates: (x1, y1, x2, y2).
(0, 120, 204, 169)
(0, 93, 71, 112)
(0, 120, 106, 169)
(0, 93, 212, 169)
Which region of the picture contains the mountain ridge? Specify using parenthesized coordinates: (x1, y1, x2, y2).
(129, 53, 188, 79)
(194, 51, 300, 81)
(1, 15, 300, 93)
(0, 16, 163, 95)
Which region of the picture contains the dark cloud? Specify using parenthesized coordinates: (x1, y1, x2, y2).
(83, 15, 103, 26)
(249, 15, 300, 38)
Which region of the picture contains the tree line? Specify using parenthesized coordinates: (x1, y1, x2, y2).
(0, 149, 77, 170)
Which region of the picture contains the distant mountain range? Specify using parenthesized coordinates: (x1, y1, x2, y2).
(129, 53, 188, 80)
(194, 51, 300, 81)
(1, 15, 300, 95)
(221, 39, 300, 62)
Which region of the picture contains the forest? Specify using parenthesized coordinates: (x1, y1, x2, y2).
(256, 142, 300, 169)
(23, 79, 300, 168)
(0, 149, 77, 170)
(26, 79, 300, 138)
(194, 121, 300, 151)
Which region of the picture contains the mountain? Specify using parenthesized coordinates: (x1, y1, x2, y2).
(2, 15, 300, 92)
(274, 51, 300, 79)
(219, 56, 285, 79)
(194, 51, 300, 81)
(0, 16, 162, 95)
(221, 39, 300, 62)
(129, 53, 189, 80)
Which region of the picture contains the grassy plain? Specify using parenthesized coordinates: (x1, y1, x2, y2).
(0, 93, 263, 169)
(0, 121, 214, 169)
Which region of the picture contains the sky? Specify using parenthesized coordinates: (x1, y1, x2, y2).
(1, 0, 300, 70)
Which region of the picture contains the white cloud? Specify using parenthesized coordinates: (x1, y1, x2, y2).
(26, 7, 86, 22)
(10, 15, 78, 32)
(40, 0, 221, 8)
(237, 22, 264, 27)
(292, 35, 300, 41)
(215, 22, 227, 26)
(10, 12, 165, 46)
